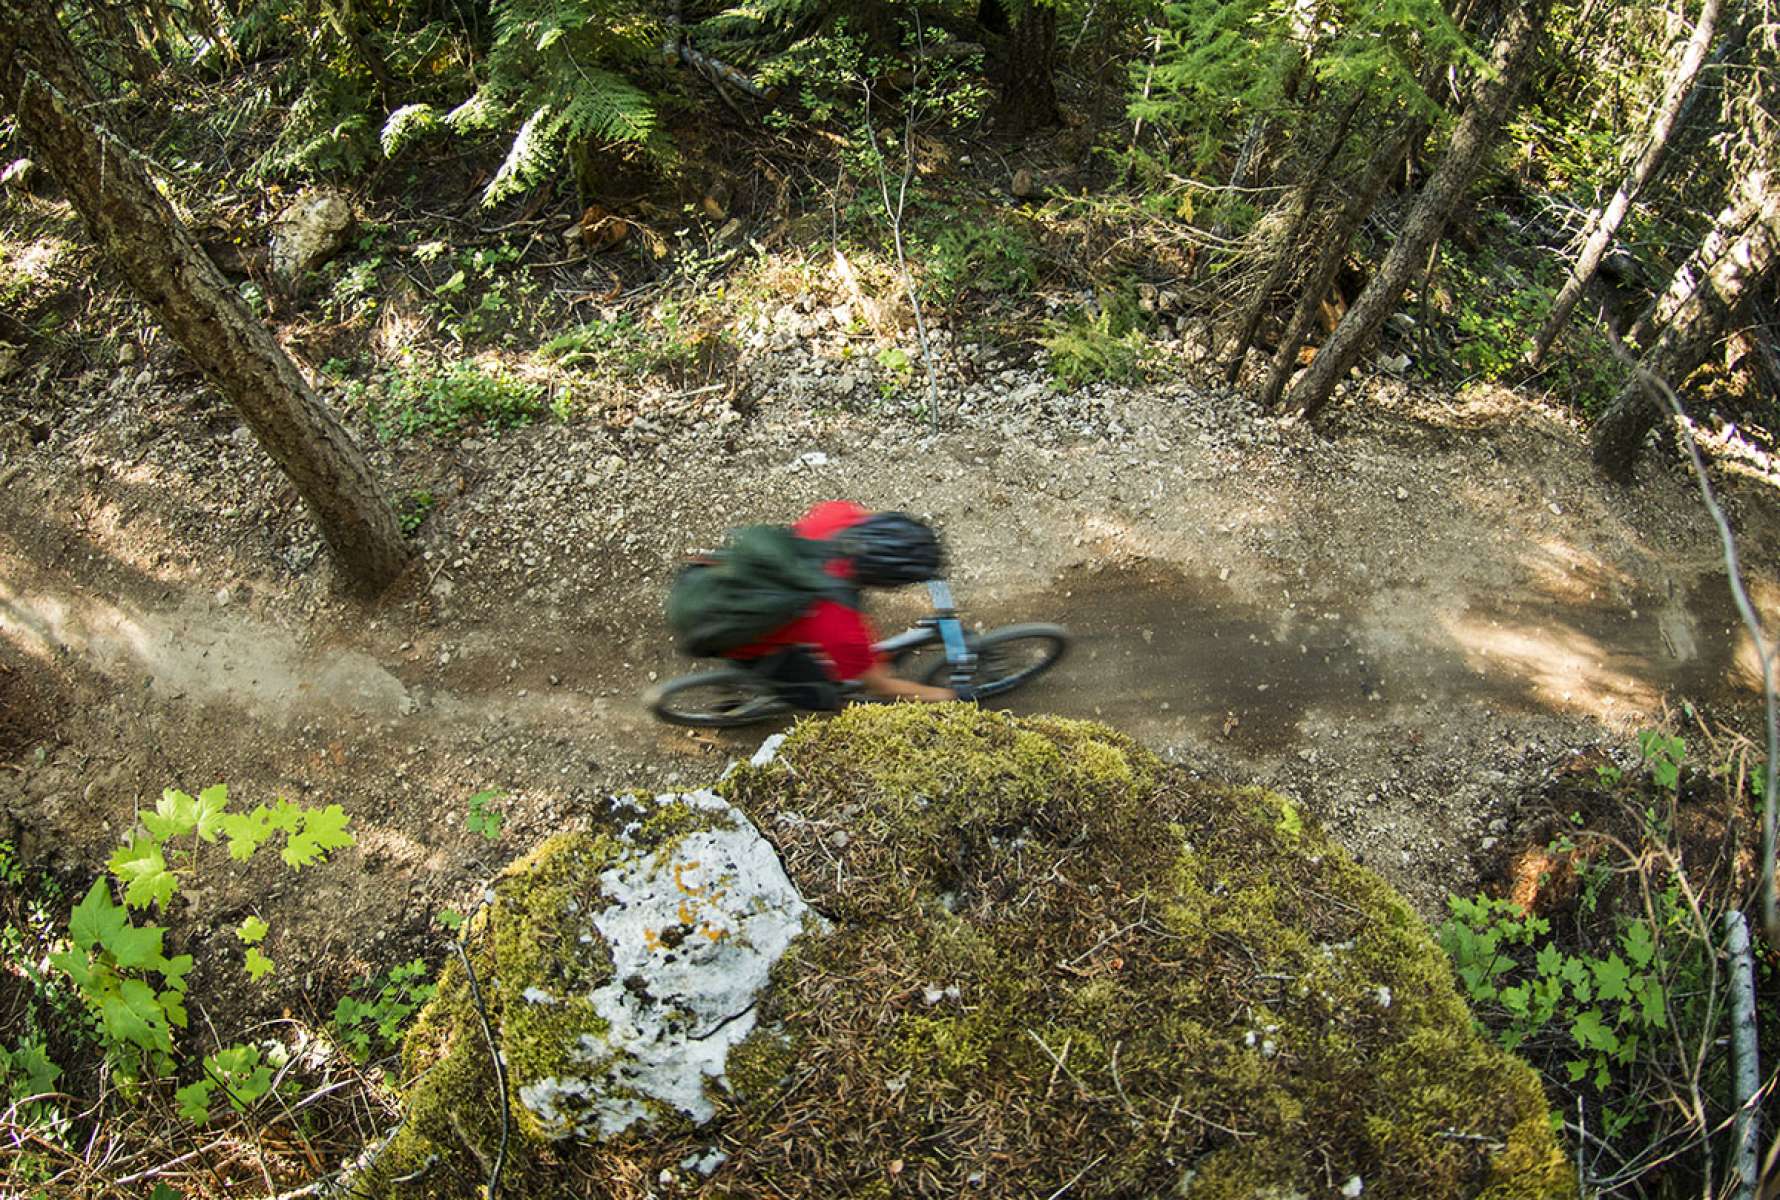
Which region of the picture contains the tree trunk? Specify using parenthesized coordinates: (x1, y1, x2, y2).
(90, 0, 160, 85)
(1528, 0, 1722, 367)
(994, 0, 1059, 136)
(1258, 117, 1426, 410)
(0, 0, 412, 594)
(1284, 2, 1552, 421)
(1591, 164, 1780, 481)
(1224, 91, 1364, 384)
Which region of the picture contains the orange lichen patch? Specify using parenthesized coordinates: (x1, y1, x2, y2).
(674, 860, 704, 895)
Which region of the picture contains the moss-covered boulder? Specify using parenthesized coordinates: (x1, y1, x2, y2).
(366, 706, 1571, 1199)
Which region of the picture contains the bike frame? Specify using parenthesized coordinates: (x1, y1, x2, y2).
(871, 579, 978, 687)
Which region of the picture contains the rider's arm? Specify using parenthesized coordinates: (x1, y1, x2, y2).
(855, 662, 956, 703)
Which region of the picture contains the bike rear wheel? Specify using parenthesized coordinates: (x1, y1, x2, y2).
(917, 624, 1070, 699)
(645, 669, 793, 728)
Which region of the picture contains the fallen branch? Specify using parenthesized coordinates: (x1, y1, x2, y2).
(1724, 910, 1760, 1200)
(452, 940, 511, 1200)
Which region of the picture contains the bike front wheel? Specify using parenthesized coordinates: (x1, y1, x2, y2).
(645, 669, 793, 728)
(918, 624, 1070, 699)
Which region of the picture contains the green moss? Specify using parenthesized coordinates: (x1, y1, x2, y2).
(364, 707, 1572, 1199)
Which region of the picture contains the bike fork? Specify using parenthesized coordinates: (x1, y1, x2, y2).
(926, 579, 977, 685)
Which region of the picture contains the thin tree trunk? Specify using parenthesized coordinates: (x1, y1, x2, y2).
(1258, 118, 1425, 410)
(1285, 1, 1552, 421)
(993, 0, 1059, 135)
(1224, 91, 1365, 384)
(1591, 165, 1780, 480)
(1528, 0, 1722, 367)
(0, 0, 412, 594)
(91, 0, 159, 85)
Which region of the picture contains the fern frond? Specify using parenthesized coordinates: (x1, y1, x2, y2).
(381, 103, 443, 157)
(447, 91, 507, 133)
(482, 105, 561, 205)
(559, 69, 657, 147)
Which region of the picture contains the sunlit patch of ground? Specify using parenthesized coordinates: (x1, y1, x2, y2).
(1443, 609, 1660, 715)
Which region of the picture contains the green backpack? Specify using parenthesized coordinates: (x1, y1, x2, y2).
(666, 525, 853, 657)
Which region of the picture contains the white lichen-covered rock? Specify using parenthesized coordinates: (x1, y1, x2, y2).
(270, 190, 354, 283)
(518, 788, 815, 1139)
(391, 781, 820, 1156)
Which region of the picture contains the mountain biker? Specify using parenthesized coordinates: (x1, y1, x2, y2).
(725, 501, 964, 708)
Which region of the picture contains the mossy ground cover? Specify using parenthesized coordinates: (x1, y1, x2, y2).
(367, 706, 1571, 1199)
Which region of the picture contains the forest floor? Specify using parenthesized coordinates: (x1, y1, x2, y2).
(3, 270, 1779, 1040)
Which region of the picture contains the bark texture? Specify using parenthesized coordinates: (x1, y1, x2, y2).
(1284, 2, 1552, 420)
(1224, 92, 1364, 384)
(1528, 0, 1722, 367)
(994, 0, 1059, 136)
(1590, 165, 1780, 480)
(1258, 118, 1425, 410)
(0, 0, 412, 594)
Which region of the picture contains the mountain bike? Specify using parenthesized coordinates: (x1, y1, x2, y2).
(645, 580, 1070, 728)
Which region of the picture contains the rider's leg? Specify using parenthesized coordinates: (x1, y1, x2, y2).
(749, 647, 841, 711)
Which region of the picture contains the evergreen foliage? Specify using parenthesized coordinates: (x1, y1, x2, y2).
(1129, 0, 1471, 173)
(439, 0, 663, 204)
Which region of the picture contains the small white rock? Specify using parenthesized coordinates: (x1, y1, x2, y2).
(1342, 1176, 1364, 1197)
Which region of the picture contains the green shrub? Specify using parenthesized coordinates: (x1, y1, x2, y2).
(1042, 296, 1150, 388)
(916, 216, 1039, 306)
(541, 304, 709, 380)
(362, 363, 544, 438)
(333, 959, 436, 1064)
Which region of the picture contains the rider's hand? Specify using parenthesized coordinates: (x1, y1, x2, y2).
(951, 684, 979, 703)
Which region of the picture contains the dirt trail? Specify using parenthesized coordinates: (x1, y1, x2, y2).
(4, 552, 1763, 745)
(3, 363, 1777, 1004)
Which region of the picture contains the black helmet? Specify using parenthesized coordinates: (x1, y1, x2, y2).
(839, 511, 943, 586)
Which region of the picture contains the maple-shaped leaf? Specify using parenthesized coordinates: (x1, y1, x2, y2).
(237, 915, 269, 944)
(160, 952, 194, 993)
(159, 987, 189, 1030)
(208, 1044, 274, 1109)
(219, 808, 274, 862)
(102, 977, 171, 1053)
(104, 919, 168, 972)
(48, 947, 97, 990)
(267, 799, 304, 834)
(68, 879, 127, 951)
(175, 1077, 215, 1125)
(283, 805, 354, 869)
(141, 789, 200, 843)
(109, 837, 178, 910)
(244, 947, 275, 982)
(193, 784, 230, 841)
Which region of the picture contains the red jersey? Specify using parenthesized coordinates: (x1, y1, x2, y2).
(729, 501, 880, 680)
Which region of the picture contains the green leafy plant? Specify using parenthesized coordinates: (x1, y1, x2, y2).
(332, 959, 436, 1063)
(1042, 299, 1150, 388)
(47, 879, 193, 1074)
(174, 1042, 278, 1125)
(916, 214, 1039, 307)
(388, 0, 663, 205)
(466, 789, 505, 840)
(399, 489, 436, 536)
(1439, 895, 1668, 1092)
(1636, 729, 1685, 792)
(47, 785, 354, 1110)
(540, 304, 710, 381)
(0, 1037, 65, 1137)
(360, 363, 544, 439)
